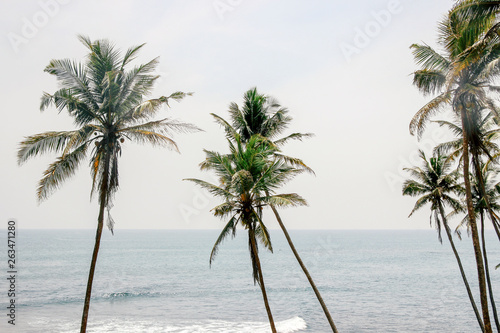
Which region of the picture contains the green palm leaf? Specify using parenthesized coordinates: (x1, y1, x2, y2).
(37, 143, 88, 201)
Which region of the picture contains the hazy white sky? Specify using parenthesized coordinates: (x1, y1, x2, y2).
(0, 0, 458, 230)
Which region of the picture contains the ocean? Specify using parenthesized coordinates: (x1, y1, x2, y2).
(1, 229, 498, 332)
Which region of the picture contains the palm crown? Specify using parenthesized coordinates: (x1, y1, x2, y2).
(186, 134, 306, 273)
(409, 6, 500, 139)
(403, 150, 464, 241)
(18, 35, 198, 231)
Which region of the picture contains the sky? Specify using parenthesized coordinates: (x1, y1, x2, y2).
(0, 0, 459, 230)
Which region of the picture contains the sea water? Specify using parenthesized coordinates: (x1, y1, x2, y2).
(0, 229, 498, 332)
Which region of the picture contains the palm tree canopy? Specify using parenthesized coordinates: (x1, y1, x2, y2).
(409, 5, 500, 139)
(433, 110, 500, 163)
(217, 87, 313, 145)
(186, 134, 306, 279)
(450, 0, 500, 38)
(18, 35, 200, 231)
(211, 87, 315, 175)
(403, 150, 464, 241)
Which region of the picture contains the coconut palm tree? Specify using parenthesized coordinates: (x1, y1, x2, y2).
(402, 150, 484, 331)
(409, 5, 500, 329)
(212, 88, 338, 332)
(435, 110, 500, 332)
(434, 111, 500, 241)
(17, 36, 199, 332)
(456, 164, 500, 332)
(185, 134, 307, 333)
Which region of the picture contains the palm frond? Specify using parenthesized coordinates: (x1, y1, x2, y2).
(209, 215, 238, 265)
(211, 113, 239, 141)
(18, 131, 82, 165)
(253, 209, 273, 252)
(121, 118, 200, 151)
(211, 202, 237, 218)
(184, 178, 233, 199)
(409, 92, 452, 138)
(125, 91, 193, 122)
(408, 194, 433, 217)
(411, 43, 451, 72)
(412, 70, 448, 96)
(37, 143, 88, 201)
(120, 43, 146, 69)
(274, 153, 315, 175)
(43, 58, 99, 112)
(273, 132, 314, 146)
(258, 193, 308, 208)
(123, 129, 179, 151)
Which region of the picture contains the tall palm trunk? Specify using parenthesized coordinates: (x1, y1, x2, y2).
(460, 105, 492, 333)
(249, 226, 277, 333)
(472, 157, 500, 332)
(438, 202, 484, 332)
(80, 154, 110, 333)
(269, 202, 338, 333)
(480, 210, 500, 332)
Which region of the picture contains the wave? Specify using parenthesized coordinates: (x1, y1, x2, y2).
(29, 317, 308, 333)
(99, 291, 163, 299)
(83, 316, 307, 333)
(20, 290, 166, 307)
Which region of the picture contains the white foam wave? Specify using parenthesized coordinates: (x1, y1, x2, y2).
(82, 316, 307, 333)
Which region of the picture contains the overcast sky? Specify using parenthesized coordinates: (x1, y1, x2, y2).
(0, 0, 459, 230)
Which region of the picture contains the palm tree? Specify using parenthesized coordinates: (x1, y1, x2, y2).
(434, 111, 500, 241)
(17, 36, 199, 332)
(402, 150, 484, 331)
(212, 88, 338, 332)
(456, 165, 500, 332)
(409, 4, 500, 329)
(433, 110, 500, 332)
(186, 134, 307, 333)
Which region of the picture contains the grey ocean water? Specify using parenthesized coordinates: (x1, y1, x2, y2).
(1, 229, 499, 332)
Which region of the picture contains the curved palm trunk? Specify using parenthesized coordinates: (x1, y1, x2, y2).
(480, 210, 500, 332)
(249, 226, 277, 333)
(269, 203, 338, 333)
(80, 155, 110, 333)
(460, 106, 492, 333)
(438, 202, 484, 332)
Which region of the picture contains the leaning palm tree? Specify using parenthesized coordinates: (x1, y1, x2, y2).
(456, 164, 500, 332)
(17, 36, 199, 332)
(402, 150, 484, 331)
(433, 110, 500, 333)
(186, 134, 307, 333)
(212, 88, 338, 332)
(409, 4, 500, 329)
